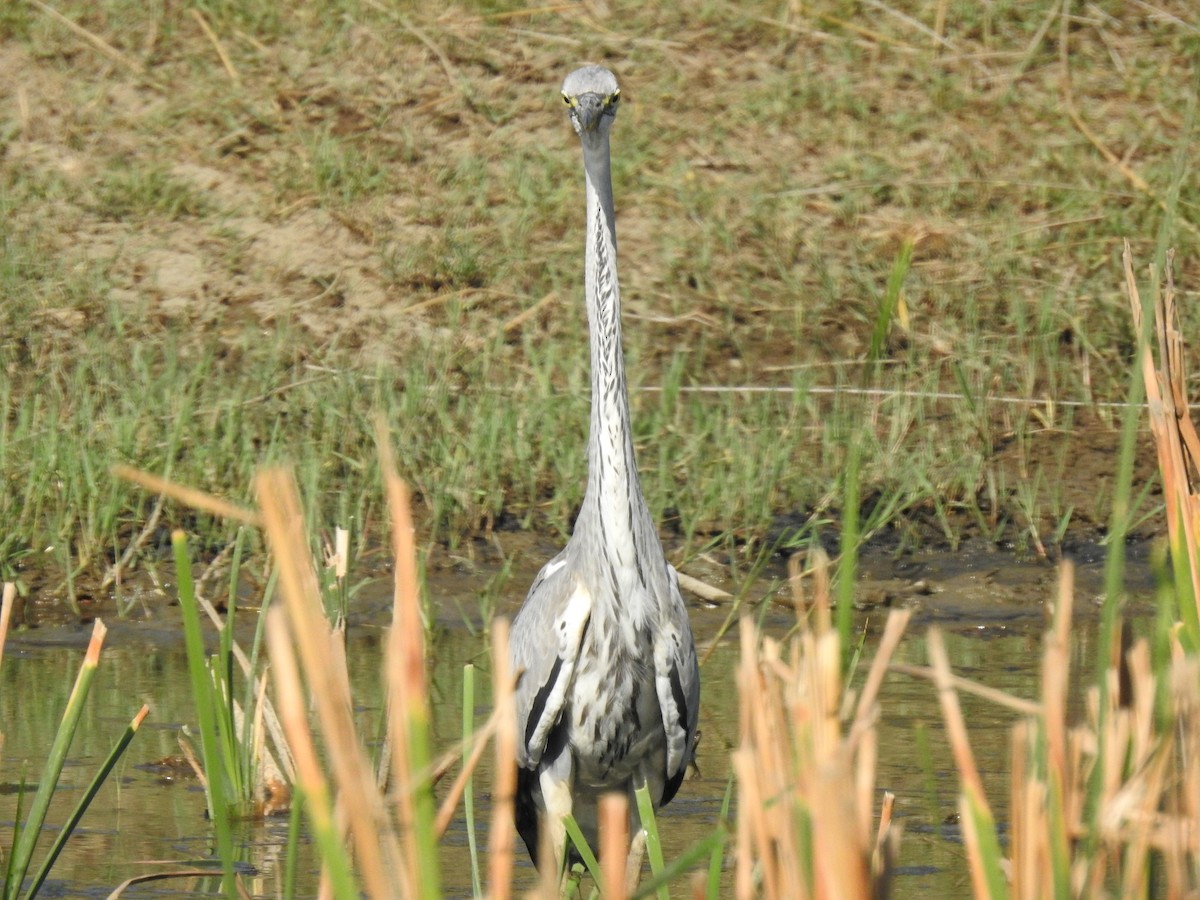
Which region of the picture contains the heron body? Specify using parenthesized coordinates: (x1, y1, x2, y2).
(509, 65, 701, 868)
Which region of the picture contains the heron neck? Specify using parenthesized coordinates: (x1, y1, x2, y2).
(574, 138, 655, 558)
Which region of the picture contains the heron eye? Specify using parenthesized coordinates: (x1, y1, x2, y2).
(606, 91, 620, 107)
(562, 94, 572, 106)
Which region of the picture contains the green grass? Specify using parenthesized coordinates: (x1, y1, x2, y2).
(1, 1, 1197, 601)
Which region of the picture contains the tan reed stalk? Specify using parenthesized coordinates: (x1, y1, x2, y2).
(735, 551, 908, 899)
(433, 710, 500, 837)
(733, 745, 756, 900)
(488, 617, 518, 899)
(933, 559, 1200, 898)
(111, 463, 260, 525)
(600, 793, 630, 900)
(1008, 720, 1033, 898)
(926, 626, 1009, 898)
(376, 422, 442, 899)
(257, 467, 406, 897)
(871, 790, 898, 895)
(266, 605, 357, 898)
(1123, 243, 1200, 630)
(0, 582, 14, 675)
(0, 581, 8, 770)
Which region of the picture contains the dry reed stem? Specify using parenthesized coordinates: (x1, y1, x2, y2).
(488, 617, 518, 899)
(534, 831, 559, 899)
(0, 582, 15, 675)
(600, 793, 630, 900)
(176, 730, 207, 789)
(83, 616, 106, 665)
(111, 464, 260, 525)
(433, 709, 500, 838)
(955, 793, 992, 900)
(265, 605, 343, 892)
(734, 616, 780, 898)
(0, 584, 6, 797)
(889, 662, 1042, 716)
(812, 756, 870, 898)
(747, 631, 792, 897)
(926, 626, 995, 891)
(851, 608, 913, 737)
(1043, 560, 1073, 793)
(675, 569, 734, 605)
(853, 724, 877, 849)
(808, 548, 833, 634)
(1008, 723, 1025, 897)
(735, 580, 907, 898)
(250, 670, 285, 813)
(1010, 720, 1041, 900)
(257, 467, 405, 897)
(871, 791, 898, 893)
(731, 747, 767, 900)
(1124, 243, 1200, 604)
(376, 420, 435, 896)
(100, 491, 166, 590)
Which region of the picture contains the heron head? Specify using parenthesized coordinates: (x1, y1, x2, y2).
(562, 65, 620, 138)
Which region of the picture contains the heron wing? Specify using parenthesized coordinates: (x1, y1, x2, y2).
(511, 555, 593, 768)
(654, 563, 700, 803)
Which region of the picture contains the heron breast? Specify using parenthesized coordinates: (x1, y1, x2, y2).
(568, 649, 662, 784)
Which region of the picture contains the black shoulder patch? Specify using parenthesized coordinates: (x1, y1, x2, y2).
(660, 661, 691, 805)
(525, 655, 565, 751)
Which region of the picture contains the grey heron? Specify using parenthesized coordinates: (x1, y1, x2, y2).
(508, 64, 701, 870)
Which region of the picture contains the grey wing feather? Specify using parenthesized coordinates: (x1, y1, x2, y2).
(656, 563, 700, 791)
(510, 550, 592, 768)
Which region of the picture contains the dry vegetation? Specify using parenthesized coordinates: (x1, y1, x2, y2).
(2, 1, 1198, 604)
(5, 2, 1194, 373)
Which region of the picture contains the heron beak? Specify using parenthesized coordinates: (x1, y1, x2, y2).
(571, 93, 609, 134)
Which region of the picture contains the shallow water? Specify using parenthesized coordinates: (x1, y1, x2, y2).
(1, 581, 1111, 899)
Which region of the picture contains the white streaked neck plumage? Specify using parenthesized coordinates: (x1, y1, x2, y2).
(569, 119, 662, 584)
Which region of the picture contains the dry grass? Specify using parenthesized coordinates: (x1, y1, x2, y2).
(250, 424, 543, 898)
(4, 1, 1199, 593)
(906, 248, 1200, 897)
(1125, 243, 1200, 638)
(925, 558, 1200, 898)
(726, 240, 1200, 896)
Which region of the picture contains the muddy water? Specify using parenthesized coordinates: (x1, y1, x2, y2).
(0, 553, 1135, 898)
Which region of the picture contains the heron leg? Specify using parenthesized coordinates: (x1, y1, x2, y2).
(625, 829, 647, 893)
(539, 749, 574, 872)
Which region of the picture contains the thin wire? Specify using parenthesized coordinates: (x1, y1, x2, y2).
(640, 384, 1152, 410)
